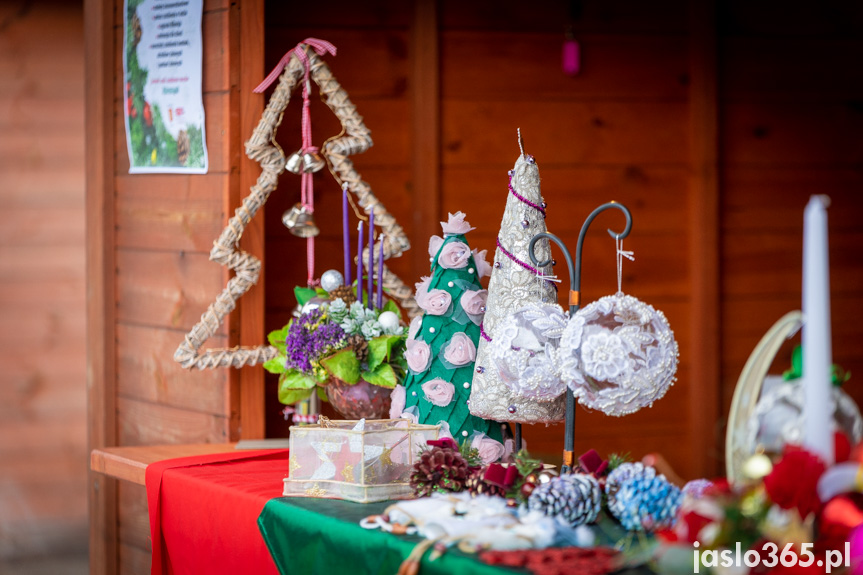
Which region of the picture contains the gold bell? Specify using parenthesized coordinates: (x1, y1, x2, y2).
(302, 151, 326, 173)
(282, 203, 319, 238)
(285, 150, 304, 174)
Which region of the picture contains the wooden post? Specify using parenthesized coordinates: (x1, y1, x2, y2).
(85, 0, 117, 571)
(410, 0, 440, 282)
(230, 0, 266, 440)
(688, 0, 721, 478)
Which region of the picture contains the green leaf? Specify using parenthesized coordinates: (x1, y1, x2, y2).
(267, 326, 288, 353)
(278, 370, 316, 404)
(316, 386, 329, 402)
(320, 349, 360, 384)
(279, 387, 314, 405)
(783, 345, 803, 381)
(263, 356, 286, 374)
(382, 299, 402, 317)
(367, 334, 405, 371)
(294, 286, 318, 307)
(361, 363, 398, 389)
(315, 287, 329, 298)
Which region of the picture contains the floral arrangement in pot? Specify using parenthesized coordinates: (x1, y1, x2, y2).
(264, 284, 408, 420)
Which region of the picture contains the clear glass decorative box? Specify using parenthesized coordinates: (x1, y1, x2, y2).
(284, 418, 440, 503)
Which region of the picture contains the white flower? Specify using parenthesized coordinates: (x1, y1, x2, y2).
(360, 320, 383, 339)
(328, 298, 347, 321)
(349, 301, 367, 320)
(340, 318, 360, 335)
(580, 329, 629, 381)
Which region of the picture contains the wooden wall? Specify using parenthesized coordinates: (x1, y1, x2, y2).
(0, 0, 88, 561)
(88, 1, 264, 572)
(718, 1, 863, 439)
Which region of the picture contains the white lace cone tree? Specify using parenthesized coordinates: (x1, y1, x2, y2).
(469, 153, 567, 423)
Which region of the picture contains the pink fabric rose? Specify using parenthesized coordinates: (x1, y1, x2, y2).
(441, 211, 475, 236)
(438, 241, 471, 269)
(414, 275, 432, 303)
(460, 289, 488, 316)
(472, 248, 492, 278)
(408, 315, 422, 341)
(405, 338, 431, 372)
(472, 433, 506, 464)
(419, 288, 452, 316)
(389, 385, 406, 420)
(421, 378, 455, 407)
(442, 332, 476, 366)
(428, 235, 444, 257)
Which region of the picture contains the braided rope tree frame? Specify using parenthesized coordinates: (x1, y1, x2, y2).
(174, 46, 416, 371)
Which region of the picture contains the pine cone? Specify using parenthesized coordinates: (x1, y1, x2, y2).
(132, 12, 142, 46)
(176, 130, 190, 165)
(346, 334, 368, 363)
(329, 285, 356, 305)
(528, 473, 601, 527)
(465, 468, 507, 498)
(410, 447, 470, 497)
(605, 462, 682, 532)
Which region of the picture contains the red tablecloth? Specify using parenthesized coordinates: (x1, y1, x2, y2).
(145, 449, 290, 575)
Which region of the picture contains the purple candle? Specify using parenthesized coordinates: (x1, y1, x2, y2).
(368, 208, 374, 309)
(356, 221, 363, 305)
(377, 233, 384, 309)
(342, 183, 350, 285)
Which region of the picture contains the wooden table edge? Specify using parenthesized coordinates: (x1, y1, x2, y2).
(90, 443, 238, 485)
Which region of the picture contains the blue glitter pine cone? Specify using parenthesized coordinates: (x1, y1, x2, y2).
(605, 462, 682, 532)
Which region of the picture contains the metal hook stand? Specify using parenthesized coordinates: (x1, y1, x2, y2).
(527, 202, 633, 472)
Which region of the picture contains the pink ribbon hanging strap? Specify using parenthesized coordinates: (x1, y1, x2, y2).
(252, 38, 337, 93)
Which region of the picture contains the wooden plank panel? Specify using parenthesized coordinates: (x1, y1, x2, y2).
(442, 101, 688, 166)
(0, 416, 87, 455)
(115, 178, 226, 252)
(722, 38, 863, 101)
(116, 250, 225, 329)
(722, 168, 863, 232)
(442, 166, 688, 236)
(0, 370, 86, 419)
(274, 97, 410, 168)
(117, 396, 230, 446)
(722, 102, 863, 166)
(0, 277, 84, 306)
(118, 483, 150, 553)
(264, 29, 409, 99)
(0, 245, 85, 282)
(266, 0, 411, 28)
(440, 0, 687, 33)
(718, 0, 863, 37)
(0, 168, 86, 208)
(0, 97, 84, 130)
(118, 542, 151, 575)
(116, 323, 229, 415)
(442, 33, 688, 101)
(115, 91, 230, 174)
(0, 207, 85, 247)
(721, 230, 863, 296)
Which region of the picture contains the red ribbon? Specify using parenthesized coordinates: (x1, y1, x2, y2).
(427, 438, 458, 450)
(253, 38, 337, 94)
(578, 449, 608, 476)
(484, 463, 520, 489)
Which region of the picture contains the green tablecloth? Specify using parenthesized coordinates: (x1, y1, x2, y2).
(258, 497, 522, 575)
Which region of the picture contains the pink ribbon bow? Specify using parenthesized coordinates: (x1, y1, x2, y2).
(253, 38, 337, 94)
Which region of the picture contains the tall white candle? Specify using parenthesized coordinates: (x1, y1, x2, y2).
(802, 194, 834, 464)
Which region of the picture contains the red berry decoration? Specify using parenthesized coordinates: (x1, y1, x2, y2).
(143, 102, 153, 127)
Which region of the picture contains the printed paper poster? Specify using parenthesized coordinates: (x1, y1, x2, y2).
(123, 0, 208, 173)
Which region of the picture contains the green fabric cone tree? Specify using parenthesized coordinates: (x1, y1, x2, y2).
(397, 212, 504, 443)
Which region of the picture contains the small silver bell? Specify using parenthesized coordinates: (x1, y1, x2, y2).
(282, 203, 319, 238)
(285, 150, 304, 174)
(302, 151, 326, 173)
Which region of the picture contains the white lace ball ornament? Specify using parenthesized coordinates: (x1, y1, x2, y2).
(559, 293, 678, 416)
(487, 303, 569, 402)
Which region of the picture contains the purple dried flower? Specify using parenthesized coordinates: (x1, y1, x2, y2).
(284, 309, 346, 373)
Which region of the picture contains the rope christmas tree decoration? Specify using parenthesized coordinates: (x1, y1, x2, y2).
(174, 39, 415, 371)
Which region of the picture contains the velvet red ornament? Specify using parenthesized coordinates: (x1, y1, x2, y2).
(819, 493, 863, 551)
(763, 446, 826, 520)
(835, 431, 852, 463)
